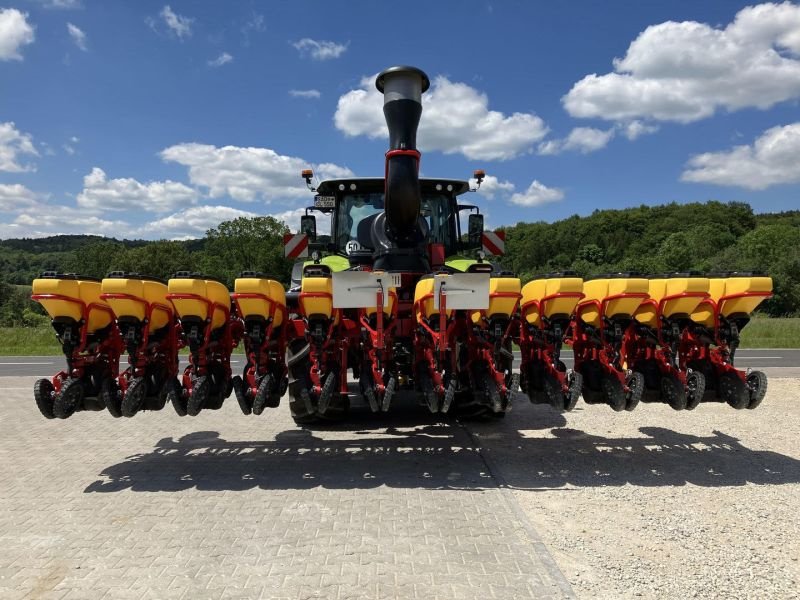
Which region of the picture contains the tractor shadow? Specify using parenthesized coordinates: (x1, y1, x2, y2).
(85, 400, 800, 493)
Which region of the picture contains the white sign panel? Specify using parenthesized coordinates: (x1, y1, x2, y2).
(332, 272, 395, 309)
(433, 273, 490, 310)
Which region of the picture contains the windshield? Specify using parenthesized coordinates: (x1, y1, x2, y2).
(335, 192, 457, 254)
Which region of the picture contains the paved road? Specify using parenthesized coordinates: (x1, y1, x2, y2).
(1, 349, 798, 378)
(0, 376, 573, 600)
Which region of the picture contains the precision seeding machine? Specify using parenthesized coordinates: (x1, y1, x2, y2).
(31, 66, 772, 425)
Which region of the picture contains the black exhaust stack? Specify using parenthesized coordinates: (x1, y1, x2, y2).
(376, 66, 430, 246)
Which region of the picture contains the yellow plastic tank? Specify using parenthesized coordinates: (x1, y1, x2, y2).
(300, 277, 334, 320)
(521, 278, 548, 326)
(605, 275, 649, 318)
(472, 277, 521, 323)
(691, 275, 729, 326)
(720, 273, 772, 317)
(234, 276, 286, 327)
(414, 276, 453, 321)
(579, 278, 608, 327)
(168, 275, 230, 330)
(545, 275, 584, 318)
(663, 274, 709, 317)
(101, 275, 171, 330)
(635, 277, 666, 327)
(33, 275, 112, 333)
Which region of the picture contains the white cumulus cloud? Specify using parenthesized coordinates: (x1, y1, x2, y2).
(0, 183, 39, 211)
(143, 205, 258, 240)
(292, 38, 347, 60)
(208, 52, 232, 68)
(509, 180, 565, 207)
(0, 122, 38, 172)
(67, 22, 87, 51)
(76, 167, 199, 212)
(468, 175, 516, 200)
(539, 127, 615, 155)
(335, 75, 548, 161)
(681, 122, 800, 190)
(0, 8, 35, 61)
(563, 2, 800, 124)
(289, 89, 321, 99)
(160, 143, 353, 202)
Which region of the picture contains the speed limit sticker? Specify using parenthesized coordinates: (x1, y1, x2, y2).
(345, 240, 362, 254)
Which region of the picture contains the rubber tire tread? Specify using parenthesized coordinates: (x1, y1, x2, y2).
(53, 378, 83, 419)
(34, 378, 55, 419)
(121, 377, 147, 417)
(187, 376, 210, 416)
(685, 371, 706, 411)
(746, 370, 768, 410)
(100, 377, 122, 418)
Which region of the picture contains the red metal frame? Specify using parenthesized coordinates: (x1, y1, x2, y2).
(100, 292, 181, 394)
(230, 291, 289, 398)
(31, 292, 123, 392)
(166, 292, 237, 395)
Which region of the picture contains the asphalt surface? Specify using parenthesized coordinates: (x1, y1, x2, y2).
(1, 349, 798, 378)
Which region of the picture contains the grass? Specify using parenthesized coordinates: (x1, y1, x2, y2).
(0, 326, 61, 355)
(0, 318, 798, 356)
(739, 316, 800, 349)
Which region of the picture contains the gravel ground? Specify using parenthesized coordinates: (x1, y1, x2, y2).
(469, 378, 800, 599)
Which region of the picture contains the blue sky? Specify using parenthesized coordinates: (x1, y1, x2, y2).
(1, 0, 799, 239)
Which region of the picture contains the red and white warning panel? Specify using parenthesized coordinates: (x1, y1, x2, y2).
(481, 230, 505, 256)
(283, 233, 309, 259)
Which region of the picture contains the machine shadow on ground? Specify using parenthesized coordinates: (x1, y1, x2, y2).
(85, 399, 800, 494)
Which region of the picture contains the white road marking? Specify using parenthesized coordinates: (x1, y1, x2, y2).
(0, 362, 54, 365)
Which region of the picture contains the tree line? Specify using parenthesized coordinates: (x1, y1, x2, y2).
(0, 201, 798, 327)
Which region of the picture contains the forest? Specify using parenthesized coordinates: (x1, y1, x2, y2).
(0, 200, 798, 328)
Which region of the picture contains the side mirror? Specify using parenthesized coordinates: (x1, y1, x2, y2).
(467, 213, 484, 248)
(300, 215, 317, 241)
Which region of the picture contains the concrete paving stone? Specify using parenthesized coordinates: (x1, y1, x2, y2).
(1, 376, 571, 600)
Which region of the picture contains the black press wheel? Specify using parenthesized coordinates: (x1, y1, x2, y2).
(601, 373, 626, 412)
(187, 376, 210, 416)
(543, 372, 565, 412)
(625, 371, 645, 412)
(564, 370, 583, 411)
(121, 377, 147, 417)
(685, 370, 706, 411)
(232, 376, 252, 415)
(100, 377, 122, 418)
(661, 373, 687, 411)
(34, 378, 55, 419)
(53, 378, 84, 419)
(720, 371, 749, 409)
(166, 378, 187, 416)
(746, 370, 768, 410)
(252, 374, 274, 416)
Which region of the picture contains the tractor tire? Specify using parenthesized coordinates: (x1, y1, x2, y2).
(34, 378, 55, 419)
(625, 371, 645, 412)
(685, 370, 706, 411)
(720, 371, 749, 410)
(100, 377, 122, 418)
(53, 378, 83, 419)
(564, 370, 582, 412)
(252, 374, 274, 416)
(121, 377, 147, 417)
(187, 376, 210, 416)
(661, 373, 687, 411)
(166, 378, 187, 416)
(746, 370, 768, 410)
(601, 374, 626, 412)
(232, 376, 252, 415)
